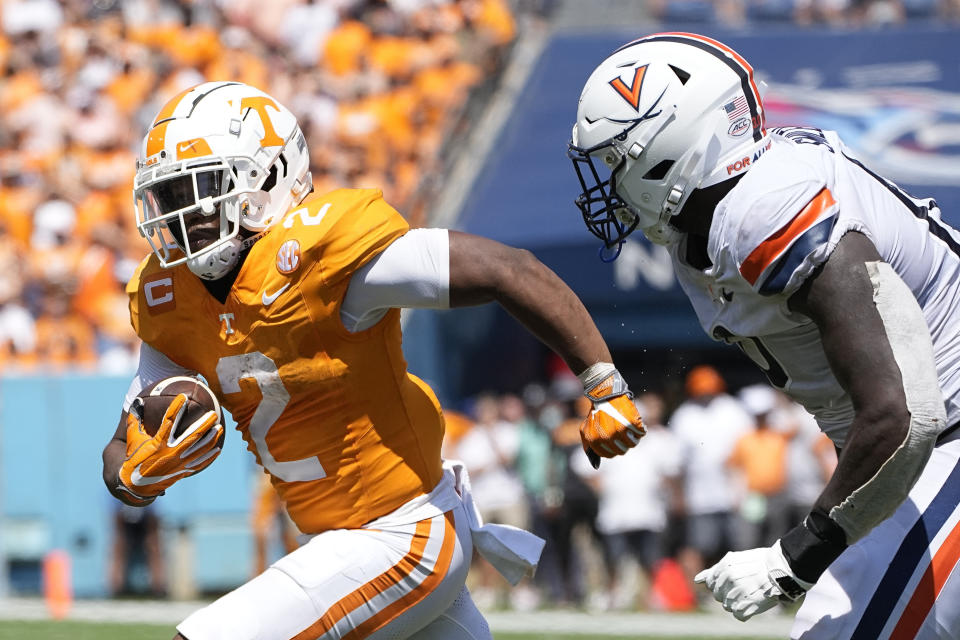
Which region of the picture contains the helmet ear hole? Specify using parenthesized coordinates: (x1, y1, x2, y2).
(642, 159, 675, 180)
(668, 65, 691, 85)
(261, 164, 279, 192)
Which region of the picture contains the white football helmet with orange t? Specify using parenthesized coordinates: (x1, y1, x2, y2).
(569, 32, 770, 250)
(133, 81, 313, 279)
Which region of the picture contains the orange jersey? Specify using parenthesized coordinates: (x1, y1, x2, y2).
(127, 188, 446, 533)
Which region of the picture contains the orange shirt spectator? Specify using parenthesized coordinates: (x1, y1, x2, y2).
(440, 409, 474, 458)
(33, 299, 98, 371)
(727, 426, 789, 496)
(470, 0, 516, 47)
(323, 20, 372, 76)
(105, 65, 156, 115)
(0, 182, 41, 248)
(368, 36, 418, 79)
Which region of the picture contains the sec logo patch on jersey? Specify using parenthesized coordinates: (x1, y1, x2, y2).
(277, 239, 301, 274)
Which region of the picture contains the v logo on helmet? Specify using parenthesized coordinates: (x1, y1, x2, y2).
(609, 65, 648, 111)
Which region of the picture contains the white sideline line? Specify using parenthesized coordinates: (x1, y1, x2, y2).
(0, 597, 793, 637)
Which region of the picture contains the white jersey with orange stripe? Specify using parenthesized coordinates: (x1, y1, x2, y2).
(670, 127, 960, 447)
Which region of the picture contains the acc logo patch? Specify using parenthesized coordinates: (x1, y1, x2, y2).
(143, 272, 176, 314)
(277, 239, 301, 274)
(728, 117, 751, 137)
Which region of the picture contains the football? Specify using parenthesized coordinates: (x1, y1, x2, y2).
(136, 376, 223, 440)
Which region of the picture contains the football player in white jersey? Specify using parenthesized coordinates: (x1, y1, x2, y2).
(570, 33, 960, 639)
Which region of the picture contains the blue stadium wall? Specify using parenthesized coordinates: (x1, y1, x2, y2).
(0, 374, 256, 597)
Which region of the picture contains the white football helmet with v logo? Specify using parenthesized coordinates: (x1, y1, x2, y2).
(570, 33, 770, 252)
(134, 81, 312, 279)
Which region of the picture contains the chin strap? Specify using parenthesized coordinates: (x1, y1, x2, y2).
(188, 230, 267, 280)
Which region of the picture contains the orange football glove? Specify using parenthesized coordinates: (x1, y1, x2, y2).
(580, 365, 645, 468)
(117, 393, 223, 505)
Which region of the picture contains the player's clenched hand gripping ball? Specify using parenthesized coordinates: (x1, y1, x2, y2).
(117, 376, 224, 505)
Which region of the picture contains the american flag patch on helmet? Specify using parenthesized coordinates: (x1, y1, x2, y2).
(724, 95, 749, 121)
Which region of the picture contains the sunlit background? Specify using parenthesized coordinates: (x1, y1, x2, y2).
(1, 0, 958, 637)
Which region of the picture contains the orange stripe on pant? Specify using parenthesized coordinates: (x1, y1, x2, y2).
(345, 511, 456, 639)
(740, 187, 836, 286)
(290, 511, 455, 640)
(888, 518, 960, 640)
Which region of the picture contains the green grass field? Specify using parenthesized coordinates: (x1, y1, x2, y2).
(0, 620, 782, 640)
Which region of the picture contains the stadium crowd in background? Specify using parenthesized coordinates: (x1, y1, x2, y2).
(442, 365, 836, 612)
(0, 0, 516, 372)
(2, 2, 957, 376)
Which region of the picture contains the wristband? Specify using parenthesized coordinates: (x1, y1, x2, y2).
(579, 363, 632, 403)
(577, 362, 616, 390)
(780, 508, 848, 584)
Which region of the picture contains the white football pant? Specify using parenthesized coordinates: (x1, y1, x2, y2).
(177, 501, 489, 640)
(793, 437, 960, 639)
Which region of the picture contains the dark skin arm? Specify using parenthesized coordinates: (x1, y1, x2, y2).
(102, 412, 144, 506)
(105, 232, 613, 506)
(788, 231, 912, 517)
(447, 231, 612, 375)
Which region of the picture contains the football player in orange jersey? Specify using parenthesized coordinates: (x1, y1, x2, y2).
(101, 81, 644, 640)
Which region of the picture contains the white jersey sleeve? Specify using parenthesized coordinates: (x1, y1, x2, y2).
(716, 142, 842, 298)
(123, 342, 197, 412)
(340, 228, 450, 333)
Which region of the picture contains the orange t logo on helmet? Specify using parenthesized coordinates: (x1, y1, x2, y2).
(241, 97, 285, 147)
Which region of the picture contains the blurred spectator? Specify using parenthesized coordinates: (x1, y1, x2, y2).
(32, 285, 97, 370)
(794, 0, 852, 24)
(669, 365, 752, 591)
(539, 395, 605, 608)
(773, 392, 837, 525)
(573, 391, 683, 611)
(514, 388, 569, 606)
(440, 407, 475, 459)
(454, 393, 527, 609)
(251, 472, 299, 577)
(0, 220, 35, 367)
(728, 385, 792, 549)
(108, 503, 166, 597)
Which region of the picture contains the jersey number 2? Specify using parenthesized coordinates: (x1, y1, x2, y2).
(216, 352, 327, 482)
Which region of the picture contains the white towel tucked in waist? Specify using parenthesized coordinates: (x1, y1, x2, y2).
(443, 458, 545, 586)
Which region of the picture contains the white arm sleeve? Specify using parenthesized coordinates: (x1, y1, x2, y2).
(122, 342, 197, 412)
(829, 262, 945, 542)
(340, 228, 450, 333)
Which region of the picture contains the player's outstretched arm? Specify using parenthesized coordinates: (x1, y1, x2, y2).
(448, 231, 609, 372)
(447, 231, 644, 464)
(696, 231, 944, 620)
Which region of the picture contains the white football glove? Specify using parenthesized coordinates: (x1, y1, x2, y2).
(694, 540, 814, 621)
